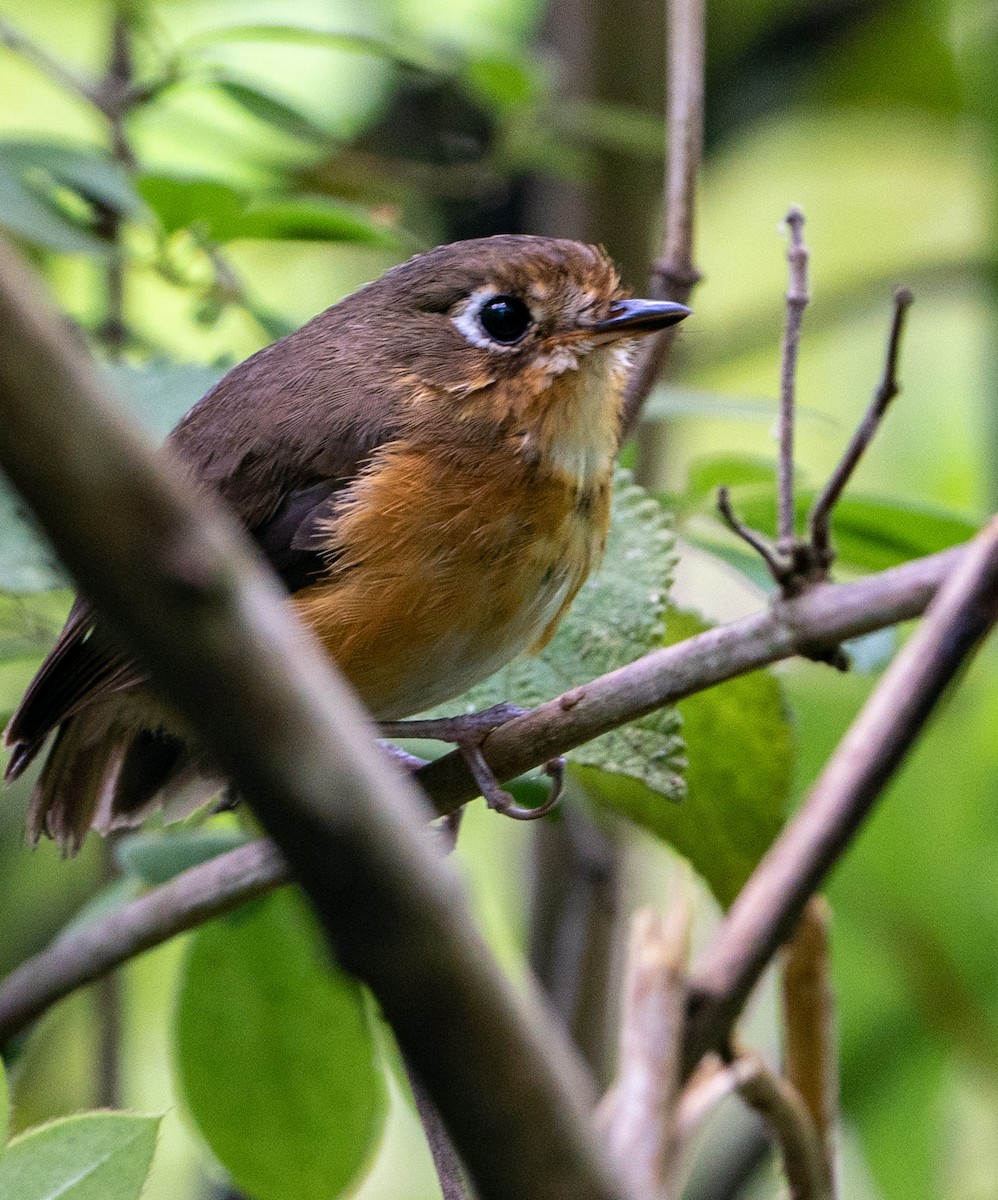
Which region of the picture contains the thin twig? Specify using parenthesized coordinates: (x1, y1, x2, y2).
(405, 1064, 475, 1200)
(808, 287, 914, 566)
(0, 16, 102, 106)
(682, 516, 998, 1077)
(674, 1055, 832, 1200)
(620, 0, 705, 435)
(781, 898, 838, 1189)
(717, 485, 791, 584)
(0, 544, 969, 1045)
(0, 841, 288, 1044)
(737, 1058, 833, 1200)
(778, 207, 810, 549)
(596, 903, 691, 1199)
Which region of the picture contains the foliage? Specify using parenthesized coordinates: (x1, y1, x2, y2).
(174, 890, 387, 1200)
(0, 1059, 159, 1200)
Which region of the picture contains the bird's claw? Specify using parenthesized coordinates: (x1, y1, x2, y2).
(379, 706, 563, 821)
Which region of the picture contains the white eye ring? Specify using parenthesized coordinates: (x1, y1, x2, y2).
(452, 287, 534, 351)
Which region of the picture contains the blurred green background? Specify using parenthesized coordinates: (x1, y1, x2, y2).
(0, 0, 995, 1198)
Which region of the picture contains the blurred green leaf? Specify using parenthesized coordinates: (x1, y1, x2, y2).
(0, 1053, 8, 1146)
(139, 173, 399, 247)
(105, 362, 226, 441)
(175, 890, 387, 1200)
(138, 175, 245, 240)
(179, 24, 444, 73)
(238, 196, 401, 247)
(0, 160, 108, 256)
(211, 79, 331, 143)
(116, 830, 249, 887)
(584, 611, 793, 907)
(0, 141, 145, 219)
(462, 52, 540, 112)
(552, 100, 665, 159)
(444, 472, 685, 801)
(0, 1112, 160, 1199)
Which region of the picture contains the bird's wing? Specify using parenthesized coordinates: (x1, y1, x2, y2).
(4, 318, 400, 778)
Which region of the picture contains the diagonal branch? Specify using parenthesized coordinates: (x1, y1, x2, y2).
(0, 540, 969, 1045)
(0, 235, 627, 1200)
(681, 515, 998, 1077)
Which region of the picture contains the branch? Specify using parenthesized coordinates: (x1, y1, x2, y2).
(675, 1055, 832, 1200)
(0, 842, 288, 1041)
(0, 16, 102, 107)
(620, 0, 705, 435)
(0, 236, 626, 1200)
(0, 541, 970, 1043)
(682, 515, 998, 1076)
(778, 207, 810, 548)
(781, 898, 838, 1189)
(597, 904, 691, 1198)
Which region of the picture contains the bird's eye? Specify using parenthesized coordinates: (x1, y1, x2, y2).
(478, 294, 533, 344)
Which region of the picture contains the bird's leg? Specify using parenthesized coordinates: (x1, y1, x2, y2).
(379, 704, 565, 821)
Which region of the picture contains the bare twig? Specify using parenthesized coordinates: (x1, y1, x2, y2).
(717, 485, 791, 585)
(808, 287, 914, 566)
(620, 0, 705, 435)
(675, 1055, 832, 1200)
(0, 543, 969, 1044)
(529, 808, 622, 1077)
(597, 903, 691, 1199)
(682, 516, 998, 1077)
(405, 1065, 474, 1200)
(0, 236, 627, 1200)
(0, 16, 102, 106)
(778, 207, 810, 549)
(781, 898, 838, 1188)
(0, 841, 288, 1043)
(737, 1058, 833, 1200)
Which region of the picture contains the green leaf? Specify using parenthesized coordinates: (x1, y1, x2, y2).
(212, 79, 332, 143)
(116, 829, 249, 886)
(175, 890, 387, 1200)
(731, 489, 978, 573)
(139, 174, 400, 248)
(0, 160, 108, 256)
(105, 362, 226, 441)
(0, 142, 145, 219)
(178, 24, 444, 73)
(0, 1112, 160, 1200)
(443, 471, 685, 800)
(0, 1054, 9, 1146)
(237, 196, 401, 248)
(137, 174, 245, 241)
(586, 611, 793, 907)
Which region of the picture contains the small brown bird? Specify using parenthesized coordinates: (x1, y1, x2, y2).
(3, 235, 689, 851)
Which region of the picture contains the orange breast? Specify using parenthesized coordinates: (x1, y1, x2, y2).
(292, 442, 612, 720)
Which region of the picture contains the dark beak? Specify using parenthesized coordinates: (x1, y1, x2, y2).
(587, 298, 692, 340)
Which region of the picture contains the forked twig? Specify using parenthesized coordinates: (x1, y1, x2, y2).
(674, 1053, 832, 1200)
(809, 287, 915, 566)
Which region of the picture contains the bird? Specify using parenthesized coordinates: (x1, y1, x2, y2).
(3, 234, 690, 852)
